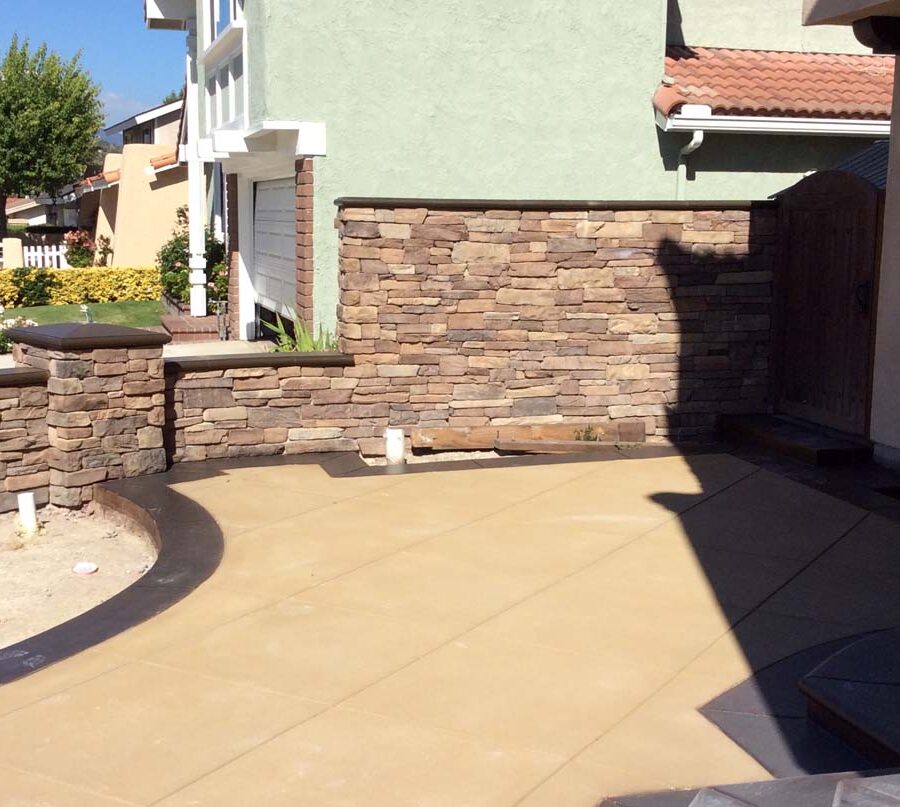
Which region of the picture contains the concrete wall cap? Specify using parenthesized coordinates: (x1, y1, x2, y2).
(6, 323, 172, 351)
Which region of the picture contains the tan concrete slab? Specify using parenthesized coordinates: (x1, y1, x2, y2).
(155, 707, 565, 807)
(0, 661, 325, 804)
(300, 550, 548, 633)
(0, 646, 129, 719)
(472, 554, 747, 673)
(410, 511, 633, 584)
(97, 582, 270, 659)
(0, 763, 140, 806)
(346, 633, 670, 757)
(675, 470, 866, 561)
(150, 599, 450, 703)
(1, 451, 889, 806)
(574, 697, 771, 791)
(168, 477, 343, 538)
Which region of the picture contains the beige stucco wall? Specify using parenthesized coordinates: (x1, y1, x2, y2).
(106, 145, 187, 267)
(871, 59, 900, 460)
(153, 110, 182, 146)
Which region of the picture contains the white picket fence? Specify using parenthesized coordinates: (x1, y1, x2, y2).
(24, 245, 70, 269)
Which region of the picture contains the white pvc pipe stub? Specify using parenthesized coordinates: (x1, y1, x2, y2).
(17, 491, 38, 535)
(384, 428, 407, 465)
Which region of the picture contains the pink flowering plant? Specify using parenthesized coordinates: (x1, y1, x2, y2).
(157, 206, 226, 303)
(63, 229, 95, 268)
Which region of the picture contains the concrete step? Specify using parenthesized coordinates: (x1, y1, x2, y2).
(833, 776, 900, 806)
(604, 771, 900, 807)
(689, 789, 754, 806)
(802, 630, 900, 767)
(719, 415, 872, 466)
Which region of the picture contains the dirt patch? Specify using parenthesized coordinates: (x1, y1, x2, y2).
(0, 505, 157, 649)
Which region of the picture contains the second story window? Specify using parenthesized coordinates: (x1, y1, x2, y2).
(209, 0, 243, 44)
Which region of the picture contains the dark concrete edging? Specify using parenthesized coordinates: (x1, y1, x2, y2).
(335, 197, 778, 211)
(164, 352, 354, 374)
(0, 367, 49, 387)
(0, 472, 223, 685)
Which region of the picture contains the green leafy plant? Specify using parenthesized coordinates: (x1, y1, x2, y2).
(156, 206, 226, 303)
(94, 234, 112, 267)
(263, 312, 338, 353)
(63, 229, 95, 267)
(10, 268, 60, 306)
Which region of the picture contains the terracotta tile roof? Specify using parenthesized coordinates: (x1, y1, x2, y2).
(150, 149, 179, 171)
(654, 46, 895, 120)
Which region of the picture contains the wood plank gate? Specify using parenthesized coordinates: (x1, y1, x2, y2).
(775, 170, 882, 437)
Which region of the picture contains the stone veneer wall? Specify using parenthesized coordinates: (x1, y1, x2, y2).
(0, 371, 49, 512)
(164, 358, 366, 462)
(333, 201, 777, 442)
(13, 337, 167, 507)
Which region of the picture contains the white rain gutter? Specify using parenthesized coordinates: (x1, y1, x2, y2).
(657, 107, 891, 137)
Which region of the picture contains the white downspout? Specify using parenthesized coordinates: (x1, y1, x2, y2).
(676, 129, 705, 201)
(184, 24, 208, 317)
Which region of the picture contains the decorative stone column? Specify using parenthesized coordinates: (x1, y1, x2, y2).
(8, 324, 171, 507)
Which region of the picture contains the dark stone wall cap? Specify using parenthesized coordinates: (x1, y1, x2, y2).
(165, 351, 354, 374)
(335, 197, 778, 212)
(7, 323, 171, 351)
(0, 367, 49, 387)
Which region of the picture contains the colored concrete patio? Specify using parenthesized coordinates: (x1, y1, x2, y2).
(0, 451, 896, 806)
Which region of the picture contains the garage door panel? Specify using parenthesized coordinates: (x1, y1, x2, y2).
(253, 178, 297, 317)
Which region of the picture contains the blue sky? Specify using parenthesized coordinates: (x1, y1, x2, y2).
(0, 1, 185, 131)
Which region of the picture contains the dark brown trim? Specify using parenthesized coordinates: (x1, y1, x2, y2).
(6, 323, 171, 351)
(0, 367, 49, 387)
(164, 351, 354, 374)
(335, 197, 778, 212)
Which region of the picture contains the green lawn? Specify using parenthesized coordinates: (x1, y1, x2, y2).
(7, 301, 164, 328)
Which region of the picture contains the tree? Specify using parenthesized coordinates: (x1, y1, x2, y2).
(162, 87, 184, 105)
(0, 37, 103, 235)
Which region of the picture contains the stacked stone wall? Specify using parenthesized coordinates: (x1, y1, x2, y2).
(0, 373, 49, 512)
(15, 341, 166, 507)
(334, 202, 777, 442)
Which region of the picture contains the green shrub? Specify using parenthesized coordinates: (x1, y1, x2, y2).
(157, 206, 227, 303)
(0, 267, 160, 306)
(11, 268, 60, 306)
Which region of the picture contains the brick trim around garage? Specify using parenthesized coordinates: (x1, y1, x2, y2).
(296, 158, 315, 326)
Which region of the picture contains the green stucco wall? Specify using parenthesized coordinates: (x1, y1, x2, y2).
(668, 0, 868, 51)
(243, 0, 880, 329)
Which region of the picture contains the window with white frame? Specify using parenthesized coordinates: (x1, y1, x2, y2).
(205, 54, 245, 133)
(209, 0, 243, 44)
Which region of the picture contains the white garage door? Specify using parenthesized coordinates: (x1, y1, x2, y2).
(253, 178, 296, 317)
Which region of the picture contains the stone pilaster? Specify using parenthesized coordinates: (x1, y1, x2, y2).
(9, 324, 171, 507)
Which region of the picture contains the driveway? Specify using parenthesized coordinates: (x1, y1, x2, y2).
(0, 452, 895, 806)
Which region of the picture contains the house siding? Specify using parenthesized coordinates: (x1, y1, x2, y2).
(237, 0, 877, 330)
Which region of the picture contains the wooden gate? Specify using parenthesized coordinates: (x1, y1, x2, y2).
(775, 171, 882, 436)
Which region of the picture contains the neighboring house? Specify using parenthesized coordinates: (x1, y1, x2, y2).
(105, 97, 183, 146)
(803, 0, 900, 468)
(77, 99, 189, 267)
(6, 196, 79, 228)
(145, 0, 892, 337)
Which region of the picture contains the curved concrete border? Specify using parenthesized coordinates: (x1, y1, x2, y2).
(0, 474, 223, 685)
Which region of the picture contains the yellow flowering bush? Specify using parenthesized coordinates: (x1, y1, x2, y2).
(0, 267, 161, 307)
